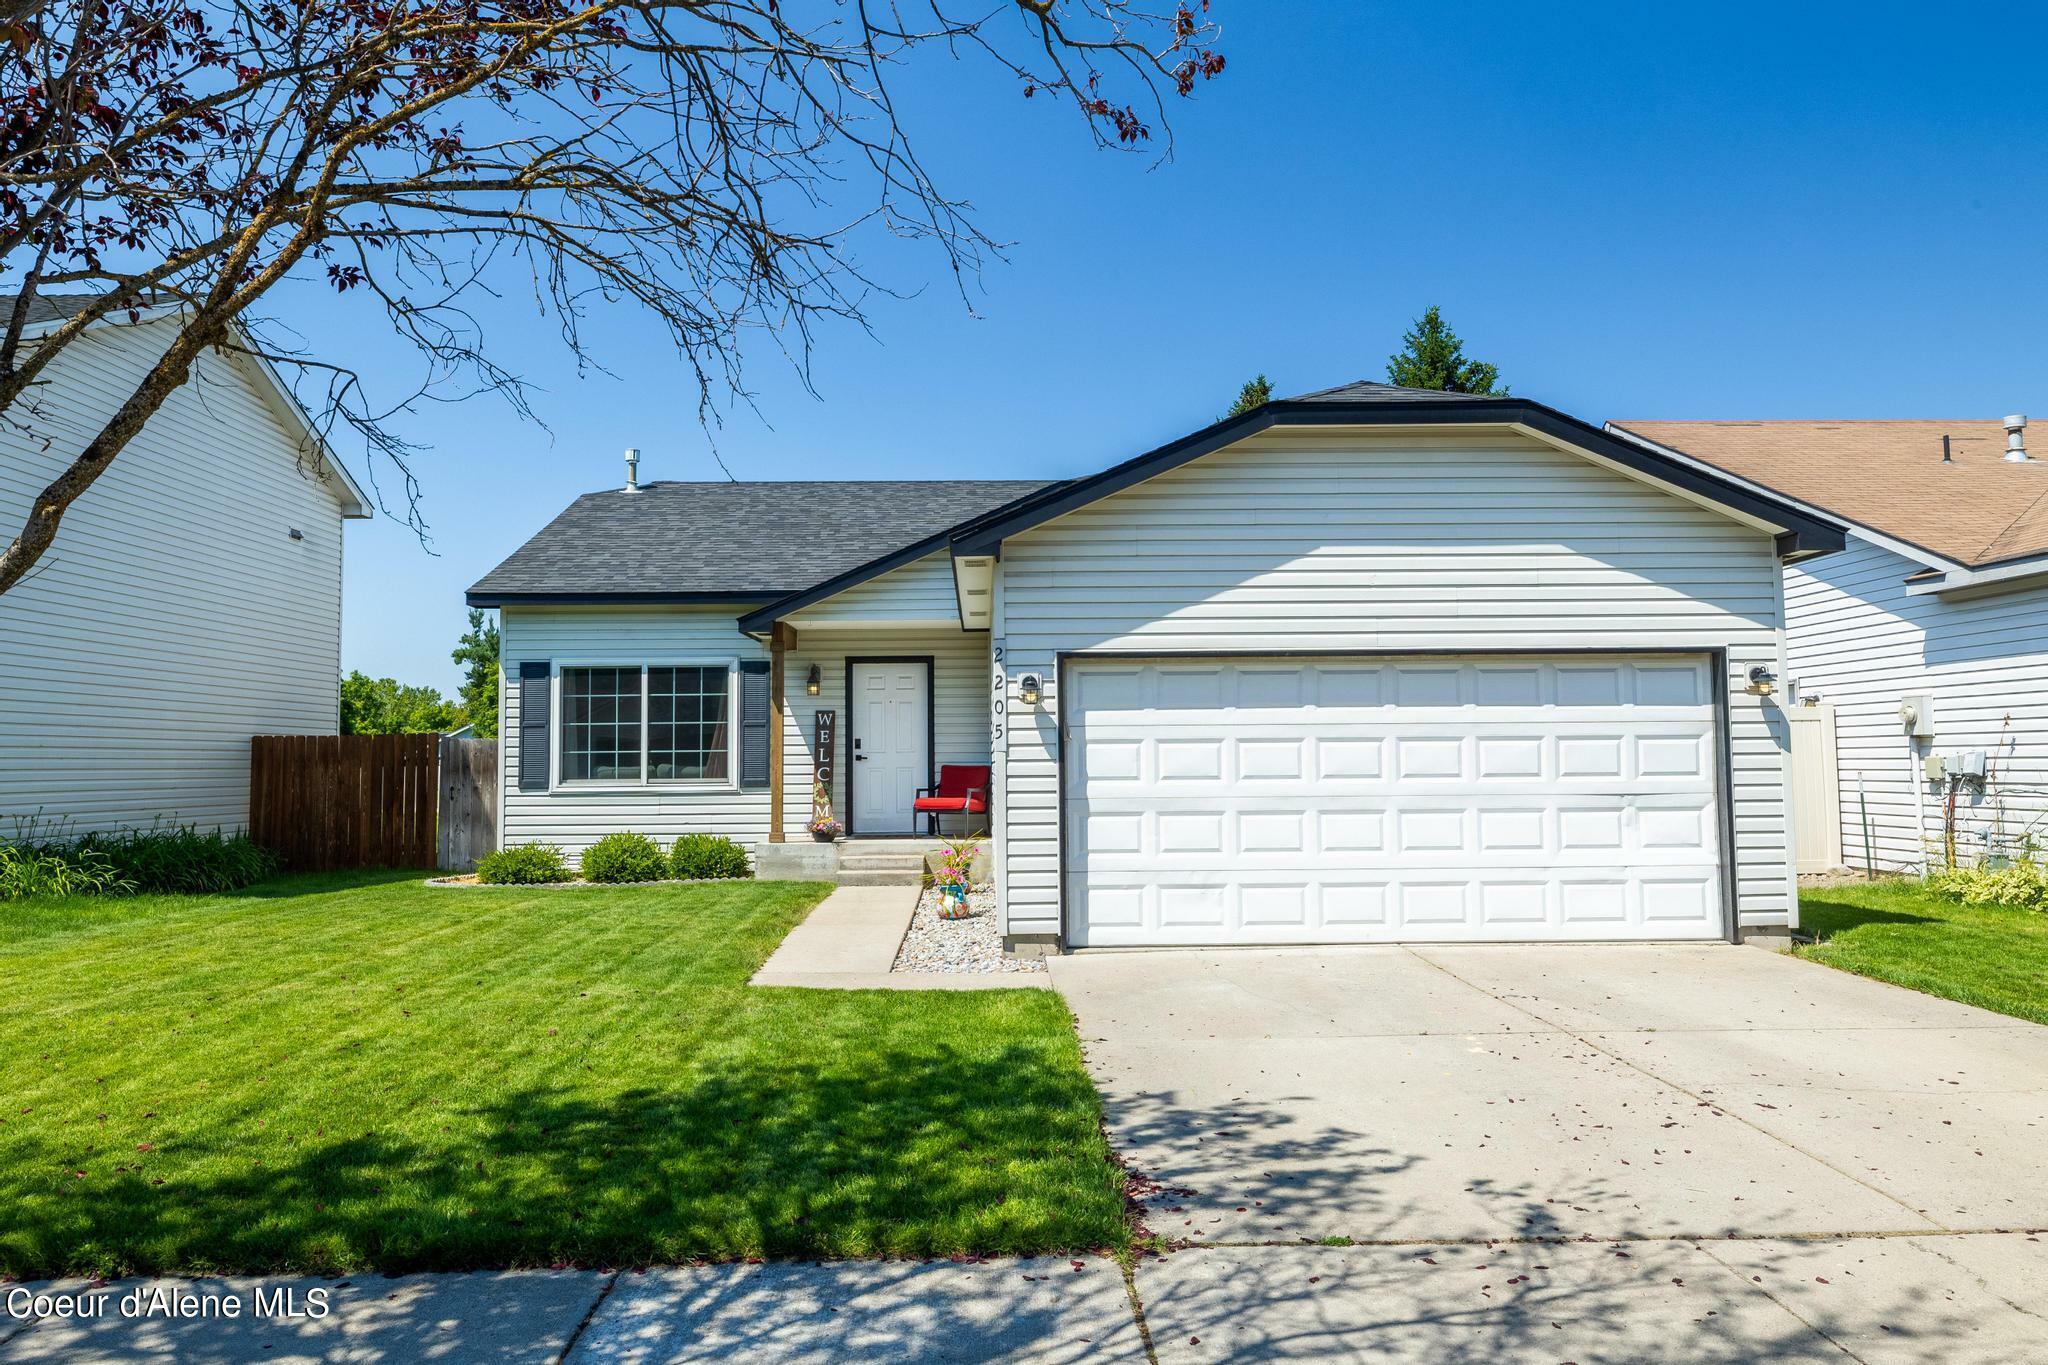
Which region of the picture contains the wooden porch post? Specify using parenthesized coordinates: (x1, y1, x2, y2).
(768, 622, 795, 842)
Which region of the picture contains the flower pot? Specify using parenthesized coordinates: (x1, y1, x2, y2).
(937, 883, 970, 918)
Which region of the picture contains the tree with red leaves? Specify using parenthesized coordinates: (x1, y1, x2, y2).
(0, 0, 1224, 595)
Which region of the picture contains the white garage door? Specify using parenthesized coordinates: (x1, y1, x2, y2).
(1064, 656, 1726, 946)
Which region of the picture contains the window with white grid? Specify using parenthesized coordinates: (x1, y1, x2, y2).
(648, 666, 731, 782)
(560, 666, 643, 783)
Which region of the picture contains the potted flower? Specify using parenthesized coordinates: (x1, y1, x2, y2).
(934, 863, 971, 917)
(933, 840, 980, 917)
(808, 775, 841, 842)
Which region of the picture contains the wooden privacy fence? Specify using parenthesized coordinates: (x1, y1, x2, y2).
(250, 734, 497, 871)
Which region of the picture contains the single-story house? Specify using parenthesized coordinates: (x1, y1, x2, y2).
(1612, 417, 2048, 874)
(0, 296, 369, 837)
(468, 381, 1846, 952)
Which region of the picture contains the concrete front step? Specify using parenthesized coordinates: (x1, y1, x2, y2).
(835, 869, 926, 886)
(840, 855, 929, 871)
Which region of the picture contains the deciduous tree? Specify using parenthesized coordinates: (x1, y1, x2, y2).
(340, 670, 463, 735)
(0, 0, 1228, 596)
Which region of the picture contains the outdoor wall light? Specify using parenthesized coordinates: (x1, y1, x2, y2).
(806, 664, 822, 697)
(1745, 665, 1777, 697)
(1018, 674, 1042, 706)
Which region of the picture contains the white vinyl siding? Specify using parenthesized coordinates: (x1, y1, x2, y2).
(995, 426, 1793, 940)
(1784, 534, 2048, 871)
(779, 626, 991, 838)
(500, 606, 770, 858)
(786, 550, 960, 625)
(0, 316, 350, 835)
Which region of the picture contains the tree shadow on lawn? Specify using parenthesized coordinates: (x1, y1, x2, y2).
(0, 1033, 1125, 1278)
(220, 867, 442, 899)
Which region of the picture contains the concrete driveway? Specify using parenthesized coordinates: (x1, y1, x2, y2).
(1051, 943, 2048, 1360)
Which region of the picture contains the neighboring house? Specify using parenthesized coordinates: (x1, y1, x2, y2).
(1613, 417, 2048, 874)
(469, 382, 1844, 952)
(0, 296, 369, 836)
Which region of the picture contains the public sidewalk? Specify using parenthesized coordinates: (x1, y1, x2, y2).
(5, 1234, 2045, 1362)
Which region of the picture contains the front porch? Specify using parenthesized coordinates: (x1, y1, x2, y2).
(754, 615, 993, 825)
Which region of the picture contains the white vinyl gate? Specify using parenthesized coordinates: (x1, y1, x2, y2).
(1063, 655, 1727, 946)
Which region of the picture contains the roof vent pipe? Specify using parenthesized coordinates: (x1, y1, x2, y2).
(623, 447, 641, 492)
(2004, 415, 2030, 462)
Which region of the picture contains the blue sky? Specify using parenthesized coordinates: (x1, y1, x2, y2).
(324, 1, 2048, 689)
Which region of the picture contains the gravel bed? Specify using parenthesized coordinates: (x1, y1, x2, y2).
(892, 886, 1046, 974)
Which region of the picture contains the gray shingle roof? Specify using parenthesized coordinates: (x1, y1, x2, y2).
(468, 479, 1054, 602)
(20, 292, 108, 325)
(1285, 379, 1514, 404)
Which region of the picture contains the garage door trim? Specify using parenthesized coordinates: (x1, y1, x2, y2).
(1052, 647, 1739, 948)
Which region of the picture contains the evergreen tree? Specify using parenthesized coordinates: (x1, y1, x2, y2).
(452, 609, 501, 739)
(1385, 306, 1506, 395)
(1226, 374, 1274, 418)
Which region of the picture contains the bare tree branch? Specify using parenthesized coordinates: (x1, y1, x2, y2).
(0, 0, 1228, 596)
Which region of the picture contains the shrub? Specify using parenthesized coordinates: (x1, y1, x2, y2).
(579, 832, 670, 884)
(0, 843, 135, 901)
(1929, 858, 2048, 911)
(475, 842, 572, 885)
(73, 826, 277, 894)
(671, 833, 750, 881)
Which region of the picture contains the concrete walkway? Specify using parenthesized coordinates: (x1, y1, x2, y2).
(6, 1235, 2044, 1362)
(750, 884, 1044, 990)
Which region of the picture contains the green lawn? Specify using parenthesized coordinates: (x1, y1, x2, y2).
(1798, 878, 2048, 1026)
(0, 873, 1126, 1277)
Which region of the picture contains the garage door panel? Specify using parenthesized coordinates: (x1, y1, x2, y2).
(1065, 655, 1725, 946)
(1068, 797, 1716, 870)
(1070, 658, 1712, 718)
(1074, 725, 1717, 792)
(1068, 869, 1724, 945)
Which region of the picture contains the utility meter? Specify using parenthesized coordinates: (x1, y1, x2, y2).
(1898, 694, 1936, 738)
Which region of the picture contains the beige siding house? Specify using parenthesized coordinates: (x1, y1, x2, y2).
(0, 299, 369, 836)
(471, 382, 1843, 952)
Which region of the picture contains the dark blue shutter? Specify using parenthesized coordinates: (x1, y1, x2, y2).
(518, 662, 551, 792)
(738, 660, 771, 790)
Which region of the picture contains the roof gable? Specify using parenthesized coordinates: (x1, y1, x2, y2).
(24, 293, 369, 518)
(948, 384, 1845, 557)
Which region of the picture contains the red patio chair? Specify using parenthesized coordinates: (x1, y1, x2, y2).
(913, 764, 991, 836)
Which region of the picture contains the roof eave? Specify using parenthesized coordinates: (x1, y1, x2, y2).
(1903, 551, 2048, 598)
(466, 589, 777, 609)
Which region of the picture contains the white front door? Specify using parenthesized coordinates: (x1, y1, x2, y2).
(851, 660, 931, 834)
(1065, 655, 1725, 946)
